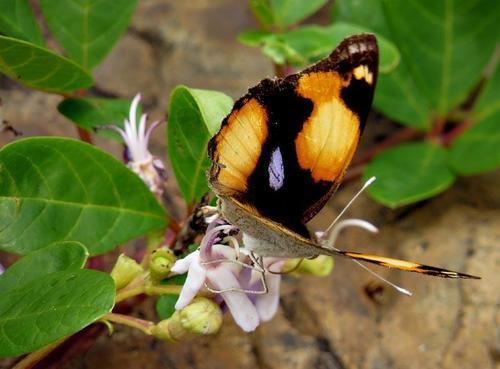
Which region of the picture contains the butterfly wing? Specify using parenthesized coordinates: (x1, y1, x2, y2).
(332, 251, 480, 279)
(208, 34, 378, 238)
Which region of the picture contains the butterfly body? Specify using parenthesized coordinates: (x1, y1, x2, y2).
(207, 34, 480, 280)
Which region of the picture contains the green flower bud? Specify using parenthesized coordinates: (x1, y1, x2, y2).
(284, 255, 334, 277)
(151, 297, 222, 342)
(149, 248, 176, 282)
(111, 254, 144, 289)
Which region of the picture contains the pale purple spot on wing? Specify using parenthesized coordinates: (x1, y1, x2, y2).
(268, 147, 284, 190)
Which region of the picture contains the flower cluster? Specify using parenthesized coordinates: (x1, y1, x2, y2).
(171, 219, 284, 332)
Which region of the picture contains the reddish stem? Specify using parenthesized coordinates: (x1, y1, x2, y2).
(441, 119, 474, 147)
(351, 127, 421, 167)
(76, 127, 93, 144)
(274, 63, 286, 78)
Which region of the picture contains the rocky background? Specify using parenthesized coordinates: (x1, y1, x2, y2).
(1, 1, 498, 369)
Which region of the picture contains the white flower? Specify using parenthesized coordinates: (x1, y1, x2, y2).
(110, 93, 166, 197)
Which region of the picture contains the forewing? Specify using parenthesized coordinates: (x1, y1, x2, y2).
(208, 34, 378, 237)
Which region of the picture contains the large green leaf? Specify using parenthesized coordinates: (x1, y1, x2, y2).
(363, 142, 455, 208)
(383, 0, 500, 116)
(332, 0, 431, 129)
(0, 269, 114, 357)
(0, 137, 166, 255)
(249, 0, 275, 28)
(0, 36, 93, 93)
(167, 86, 233, 205)
(58, 97, 132, 141)
(39, 0, 138, 69)
(0, 241, 88, 293)
(270, 0, 328, 28)
(331, 0, 392, 37)
(449, 64, 500, 175)
(0, 0, 44, 45)
(239, 23, 400, 73)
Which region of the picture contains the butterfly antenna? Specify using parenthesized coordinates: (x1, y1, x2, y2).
(325, 176, 376, 234)
(322, 176, 412, 296)
(349, 258, 412, 296)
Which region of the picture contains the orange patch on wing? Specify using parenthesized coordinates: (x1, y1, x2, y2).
(294, 71, 360, 183)
(343, 253, 422, 270)
(212, 98, 268, 193)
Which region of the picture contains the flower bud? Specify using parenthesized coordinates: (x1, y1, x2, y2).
(149, 248, 176, 282)
(151, 297, 222, 342)
(111, 254, 143, 289)
(284, 255, 334, 277)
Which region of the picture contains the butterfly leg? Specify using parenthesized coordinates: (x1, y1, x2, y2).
(200, 252, 268, 295)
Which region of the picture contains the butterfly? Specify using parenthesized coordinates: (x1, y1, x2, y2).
(207, 34, 479, 280)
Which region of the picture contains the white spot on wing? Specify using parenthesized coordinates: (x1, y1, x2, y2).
(268, 147, 284, 191)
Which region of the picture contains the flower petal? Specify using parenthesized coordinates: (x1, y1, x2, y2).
(175, 259, 206, 309)
(171, 250, 200, 274)
(255, 272, 281, 322)
(129, 93, 141, 136)
(208, 267, 260, 332)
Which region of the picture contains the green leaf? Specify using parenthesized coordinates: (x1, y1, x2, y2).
(39, 0, 138, 69)
(58, 97, 132, 141)
(156, 294, 178, 320)
(0, 0, 44, 45)
(448, 63, 500, 175)
(237, 30, 273, 46)
(0, 137, 166, 256)
(0, 241, 88, 294)
(374, 61, 432, 129)
(0, 269, 114, 357)
(239, 24, 400, 73)
(249, 0, 275, 28)
(471, 63, 500, 124)
(363, 142, 455, 208)
(448, 115, 500, 175)
(332, 0, 431, 129)
(167, 86, 233, 205)
(331, 0, 392, 38)
(383, 0, 500, 115)
(280, 23, 400, 72)
(0, 36, 94, 93)
(161, 273, 187, 286)
(270, 0, 328, 28)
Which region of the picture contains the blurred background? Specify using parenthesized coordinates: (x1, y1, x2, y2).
(0, 1, 498, 369)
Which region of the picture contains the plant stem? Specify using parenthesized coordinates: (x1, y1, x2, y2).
(115, 278, 182, 303)
(274, 63, 286, 78)
(102, 313, 155, 335)
(441, 119, 474, 146)
(145, 284, 183, 296)
(352, 126, 421, 166)
(115, 284, 146, 303)
(12, 338, 68, 369)
(342, 164, 366, 184)
(76, 126, 93, 144)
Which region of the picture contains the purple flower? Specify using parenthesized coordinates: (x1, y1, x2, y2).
(171, 221, 284, 332)
(110, 93, 166, 197)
